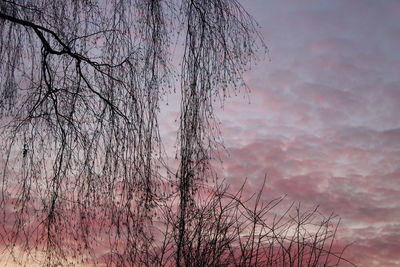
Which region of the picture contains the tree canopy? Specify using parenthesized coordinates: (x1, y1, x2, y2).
(0, 1, 352, 266)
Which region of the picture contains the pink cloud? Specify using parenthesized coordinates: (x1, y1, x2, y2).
(214, 118, 400, 265)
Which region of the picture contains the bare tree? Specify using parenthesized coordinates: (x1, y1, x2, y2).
(0, 1, 353, 266)
(1, 1, 173, 264)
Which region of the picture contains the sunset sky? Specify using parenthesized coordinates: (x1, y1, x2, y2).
(1, 0, 399, 266)
(203, 0, 400, 266)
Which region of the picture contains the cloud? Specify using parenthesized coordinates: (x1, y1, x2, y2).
(216, 118, 400, 265)
(213, 1, 400, 264)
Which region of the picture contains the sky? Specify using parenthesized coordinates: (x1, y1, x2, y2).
(1, 1, 399, 266)
(200, 0, 400, 266)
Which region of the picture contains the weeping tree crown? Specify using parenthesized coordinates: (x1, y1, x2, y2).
(0, 1, 352, 267)
(0, 0, 264, 265)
